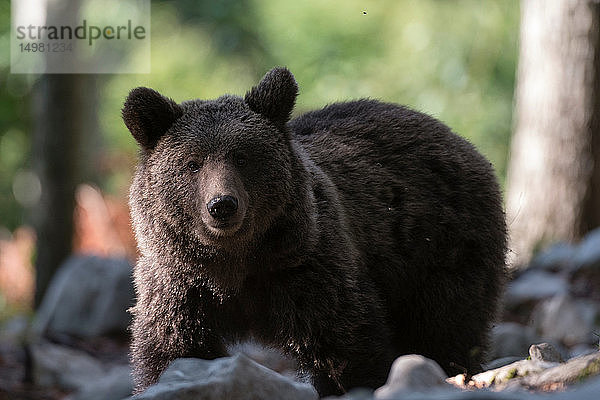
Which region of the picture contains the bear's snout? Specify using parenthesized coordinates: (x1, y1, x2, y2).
(207, 195, 239, 220)
(202, 190, 247, 238)
(197, 160, 248, 237)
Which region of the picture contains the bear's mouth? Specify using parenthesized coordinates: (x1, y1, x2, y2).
(198, 207, 252, 245)
(208, 221, 239, 232)
(204, 217, 246, 238)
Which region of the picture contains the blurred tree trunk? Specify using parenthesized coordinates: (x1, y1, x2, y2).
(32, 76, 81, 307)
(506, 0, 600, 268)
(31, 0, 101, 307)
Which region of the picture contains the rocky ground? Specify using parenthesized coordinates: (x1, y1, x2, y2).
(1, 228, 599, 400)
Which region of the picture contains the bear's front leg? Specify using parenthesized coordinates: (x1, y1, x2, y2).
(306, 325, 395, 397)
(129, 295, 227, 393)
(277, 276, 396, 397)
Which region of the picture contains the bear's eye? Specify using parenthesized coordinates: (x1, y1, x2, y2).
(187, 161, 201, 173)
(234, 153, 247, 167)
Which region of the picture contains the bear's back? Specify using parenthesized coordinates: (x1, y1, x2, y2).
(288, 100, 503, 236)
(290, 99, 479, 167)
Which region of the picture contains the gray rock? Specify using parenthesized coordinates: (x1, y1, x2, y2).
(572, 227, 600, 271)
(489, 323, 540, 359)
(471, 359, 558, 387)
(570, 345, 599, 359)
(324, 376, 600, 400)
(530, 294, 598, 347)
(384, 377, 600, 399)
(228, 340, 297, 379)
(569, 229, 600, 300)
(530, 243, 576, 271)
(520, 351, 600, 389)
(503, 270, 568, 309)
(33, 255, 134, 338)
(399, 391, 525, 399)
(0, 315, 29, 344)
(67, 365, 133, 400)
(31, 340, 107, 391)
(374, 355, 451, 399)
(529, 343, 563, 363)
(550, 375, 600, 400)
(323, 388, 374, 400)
(469, 350, 600, 396)
(130, 354, 317, 400)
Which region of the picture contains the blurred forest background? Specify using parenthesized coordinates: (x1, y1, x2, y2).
(0, 0, 599, 320)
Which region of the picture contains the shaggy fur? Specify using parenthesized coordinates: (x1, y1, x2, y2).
(123, 67, 507, 396)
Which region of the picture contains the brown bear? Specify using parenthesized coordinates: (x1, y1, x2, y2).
(123, 67, 507, 396)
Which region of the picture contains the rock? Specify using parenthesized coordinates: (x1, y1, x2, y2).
(323, 388, 374, 400)
(0, 315, 29, 344)
(31, 340, 107, 391)
(33, 255, 134, 338)
(374, 355, 451, 399)
(520, 351, 600, 390)
(469, 350, 600, 394)
(328, 374, 600, 400)
(503, 270, 568, 310)
(570, 271, 600, 302)
(130, 354, 317, 400)
(569, 230, 600, 301)
(570, 228, 600, 301)
(570, 345, 598, 359)
(471, 359, 558, 388)
(530, 294, 598, 347)
(488, 323, 540, 359)
(31, 339, 131, 397)
(228, 340, 297, 379)
(404, 377, 600, 399)
(529, 243, 576, 272)
(66, 365, 133, 400)
(391, 390, 524, 400)
(529, 343, 563, 363)
(572, 227, 600, 271)
(550, 375, 600, 400)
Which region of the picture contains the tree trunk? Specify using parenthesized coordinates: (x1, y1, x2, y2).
(31, 0, 104, 307)
(506, 0, 600, 268)
(32, 75, 83, 307)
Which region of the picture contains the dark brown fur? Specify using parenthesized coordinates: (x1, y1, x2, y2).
(123, 67, 507, 396)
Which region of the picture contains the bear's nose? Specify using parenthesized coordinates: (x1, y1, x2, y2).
(207, 195, 239, 220)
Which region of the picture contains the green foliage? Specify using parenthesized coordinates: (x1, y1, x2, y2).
(0, 0, 519, 230)
(246, 0, 518, 177)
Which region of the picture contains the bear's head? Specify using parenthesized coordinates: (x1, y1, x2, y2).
(123, 68, 306, 268)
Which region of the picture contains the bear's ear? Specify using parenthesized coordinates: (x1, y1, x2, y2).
(122, 87, 183, 150)
(244, 67, 298, 129)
